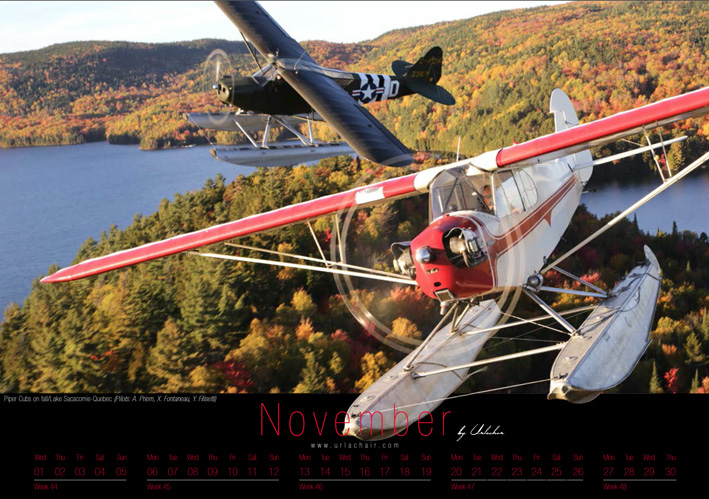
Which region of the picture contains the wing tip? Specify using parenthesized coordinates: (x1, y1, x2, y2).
(41, 273, 64, 284)
(42, 267, 79, 283)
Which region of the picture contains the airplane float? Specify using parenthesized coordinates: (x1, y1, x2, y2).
(186, 2, 454, 168)
(43, 1, 709, 440)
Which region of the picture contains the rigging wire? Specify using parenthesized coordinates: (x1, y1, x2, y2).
(481, 309, 590, 352)
(365, 378, 553, 415)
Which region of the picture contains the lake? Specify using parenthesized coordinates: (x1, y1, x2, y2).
(582, 171, 709, 236)
(1, 142, 708, 312)
(0, 142, 251, 313)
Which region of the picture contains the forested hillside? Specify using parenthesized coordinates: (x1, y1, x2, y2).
(1, 154, 708, 394)
(363, 1, 709, 156)
(0, 38, 369, 149)
(1, 1, 708, 395)
(1, 1, 707, 164)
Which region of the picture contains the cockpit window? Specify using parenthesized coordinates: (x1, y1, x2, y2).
(515, 169, 538, 208)
(252, 64, 278, 83)
(429, 165, 540, 220)
(494, 171, 525, 216)
(491, 169, 538, 217)
(429, 166, 493, 219)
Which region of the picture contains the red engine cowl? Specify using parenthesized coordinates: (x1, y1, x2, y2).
(410, 215, 493, 301)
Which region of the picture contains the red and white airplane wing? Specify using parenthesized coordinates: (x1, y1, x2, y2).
(42, 86, 709, 283)
(494, 85, 709, 168)
(41, 173, 423, 283)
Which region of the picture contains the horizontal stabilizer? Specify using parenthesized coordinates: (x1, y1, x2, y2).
(390, 60, 411, 78)
(392, 46, 456, 105)
(401, 80, 456, 106)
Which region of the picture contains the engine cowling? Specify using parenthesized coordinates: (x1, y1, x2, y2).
(217, 75, 264, 109)
(218, 75, 310, 115)
(409, 215, 493, 302)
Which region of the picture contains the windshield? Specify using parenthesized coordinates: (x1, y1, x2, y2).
(252, 63, 278, 82)
(429, 166, 493, 219)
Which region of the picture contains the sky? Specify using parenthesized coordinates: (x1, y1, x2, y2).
(0, 1, 566, 54)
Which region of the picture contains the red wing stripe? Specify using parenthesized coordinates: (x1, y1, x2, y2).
(42, 173, 418, 283)
(497, 86, 709, 167)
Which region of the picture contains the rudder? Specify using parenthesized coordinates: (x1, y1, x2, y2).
(550, 89, 592, 182)
(392, 47, 455, 105)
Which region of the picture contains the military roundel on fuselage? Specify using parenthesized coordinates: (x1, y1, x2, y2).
(351, 74, 396, 104)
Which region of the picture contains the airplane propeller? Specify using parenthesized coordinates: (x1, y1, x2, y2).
(202, 48, 233, 98)
(196, 48, 236, 129)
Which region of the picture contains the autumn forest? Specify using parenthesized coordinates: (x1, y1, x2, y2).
(1, 1, 708, 395)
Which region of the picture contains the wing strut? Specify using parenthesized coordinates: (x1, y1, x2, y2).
(574, 136, 686, 171)
(412, 343, 565, 379)
(306, 221, 329, 264)
(522, 288, 577, 335)
(223, 242, 405, 279)
(643, 128, 676, 182)
(239, 30, 263, 73)
(190, 251, 417, 286)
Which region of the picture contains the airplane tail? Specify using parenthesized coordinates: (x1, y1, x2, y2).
(549, 89, 593, 183)
(392, 47, 456, 105)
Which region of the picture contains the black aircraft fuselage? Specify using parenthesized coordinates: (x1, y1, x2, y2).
(218, 71, 416, 115)
(215, 47, 455, 115)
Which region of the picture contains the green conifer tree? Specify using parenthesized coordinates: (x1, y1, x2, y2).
(649, 361, 663, 394)
(145, 319, 204, 391)
(690, 370, 700, 393)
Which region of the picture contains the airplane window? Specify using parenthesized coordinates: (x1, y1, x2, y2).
(515, 169, 538, 208)
(429, 167, 490, 219)
(494, 171, 525, 216)
(252, 64, 277, 82)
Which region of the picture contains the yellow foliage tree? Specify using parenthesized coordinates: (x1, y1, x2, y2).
(354, 352, 395, 392)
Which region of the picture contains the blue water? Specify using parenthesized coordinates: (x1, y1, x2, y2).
(0, 142, 251, 312)
(581, 169, 709, 236)
(0, 142, 707, 313)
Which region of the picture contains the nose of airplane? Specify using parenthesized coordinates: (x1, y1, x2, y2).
(410, 215, 493, 301)
(218, 76, 259, 107)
